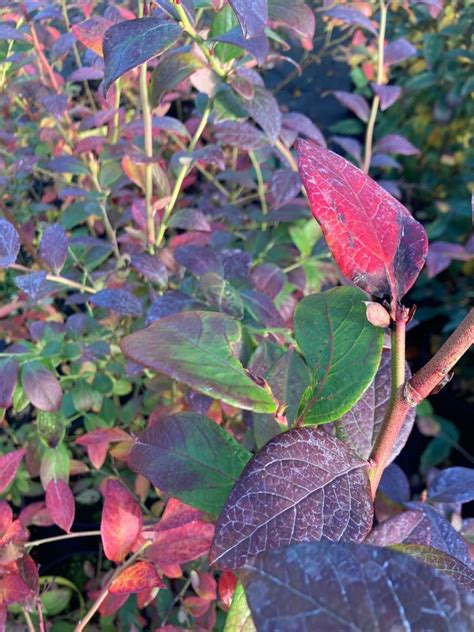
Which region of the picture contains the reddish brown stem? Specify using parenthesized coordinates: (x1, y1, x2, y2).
(369, 308, 474, 498)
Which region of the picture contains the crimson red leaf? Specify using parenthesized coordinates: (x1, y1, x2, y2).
(209, 428, 373, 569)
(297, 139, 428, 304)
(0, 359, 19, 409)
(0, 449, 26, 494)
(109, 561, 165, 594)
(21, 362, 63, 412)
(46, 479, 75, 533)
(101, 479, 143, 563)
(241, 542, 474, 630)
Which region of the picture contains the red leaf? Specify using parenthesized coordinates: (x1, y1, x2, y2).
(76, 428, 131, 469)
(192, 571, 217, 601)
(98, 592, 129, 616)
(0, 449, 26, 493)
(0, 568, 33, 606)
(297, 140, 428, 305)
(109, 561, 164, 594)
(218, 571, 237, 608)
(71, 17, 112, 57)
(101, 480, 143, 563)
(145, 499, 214, 567)
(46, 480, 75, 533)
(184, 595, 211, 618)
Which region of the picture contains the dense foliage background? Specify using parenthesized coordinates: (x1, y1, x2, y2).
(0, 0, 472, 630)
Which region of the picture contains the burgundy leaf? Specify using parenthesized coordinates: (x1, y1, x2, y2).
(297, 139, 428, 303)
(209, 428, 373, 569)
(168, 209, 211, 232)
(193, 145, 226, 171)
(366, 505, 471, 564)
(371, 83, 402, 111)
(331, 350, 415, 461)
(174, 245, 223, 278)
(21, 362, 62, 412)
(0, 359, 19, 409)
(324, 7, 377, 35)
(228, 0, 268, 39)
(90, 289, 143, 316)
(46, 479, 75, 533)
(241, 542, 474, 630)
(384, 38, 417, 66)
(0, 449, 26, 494)
(39, 224, 68, 274)
(131, 254, 168, 286)
(269, 170, 301, 209)
(374, 133, 420, 156)
(245, 87, 282, 143)
(428, 467, 474, 504)
(251, 263, 286, 298)
(0, 219, 20, 268)
(332, 91, 370, 122)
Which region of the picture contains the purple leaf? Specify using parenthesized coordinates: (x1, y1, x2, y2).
(21, 362, 63, 412)
(281, 112, 326, 147)
(332, 135, 362, 164)
(426, 241, 471, 278)
(174, 245, 223, 277)
(211, 27, 269, 65)
(209, 428, 373, 569)
(0, 219, 20, 268)
(370, 153, 402, 169)
(331, 351, 416, 461)
(214, 121, 269, 150)
(146, 291, 203, 325)
(245, 87, 282, 143)
(410, 0, 444, 18)
(268, 0, 315, 49)
(229, 0, 268, 39)
(378, 463, 410, 505)
(379, 179, 402, 199)
(428, 467, 474, 504)
(374, 134, 420, 156)
(250, 263, 286, 298)
(90, 289, 143, 316)
(168, 209, 211, 232)
(324, 7, 377, 35)
(371, 83, 402, 111)
(15, 271, 49, 302)
(193, 145, 226, 171)
(241, 290, 285, 328)
(41, 94, 68, 118)
(130, 254, 168, 286)
(0, 24, 27, 41)
(389, 545, 474, 591)
(68, 66, 104, 82)
(0, 359, 19, 409)
(332, 91, 370, 122)
(39, 224, 68, 274)
(366, 505, 470, 564)
(102, 18, 182, 94)
(149, 49, 204, 107)
(241, 541, 474, 629)
(222, 249, 252, 280)
(200, 273, 244, 319)
(384, 38, 417, 66)
(269, 169, 301, 209)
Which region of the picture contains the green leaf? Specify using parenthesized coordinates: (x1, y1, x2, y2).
(294, 287, 383, 424)
(200, 272, 244, 319)
(120, 311, 277, 413)
(41, 589, 72, 616)
(289, 220, 321, 258)
(150, 49, 204, 108)
(210, 4, 242, 63)
(224, 582, 256, 632)
(128, 412, 251, 516)
(103, 18, 182, 95)
(39, 444, 70, 489)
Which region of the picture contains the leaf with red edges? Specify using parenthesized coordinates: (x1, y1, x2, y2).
(46, 480, 75, 533)
(109, 561, 164, 594)
(0, 449, 26, 494)
(297, 139, 428, 304)
(101, 480, 143, 563)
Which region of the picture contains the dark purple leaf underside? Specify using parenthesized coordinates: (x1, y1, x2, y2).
(241, 542, 474, 631)
(209, 428, 373, 569)
(324, 7, 377, 35)
(229, 0, 268, 39)
(366, 505, 471, 564)
(332, 349, 415, 461)
(297, 139, 428, 303)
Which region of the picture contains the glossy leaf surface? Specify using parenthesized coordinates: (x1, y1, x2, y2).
(297, 140, 428, 303)
(294, 287, 383, 424)
(103, 18, 182, 94)
(210, 428, 373, 569)
(121, 311, 277, 413)
(128, 413, 251, 516)
(241, 542, 474, 631)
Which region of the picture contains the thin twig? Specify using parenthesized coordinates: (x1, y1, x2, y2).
(26, 530, 102, 549)
(9, 263, 96, 294)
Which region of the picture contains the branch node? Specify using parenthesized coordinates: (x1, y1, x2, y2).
(403, 381, 422, 408)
